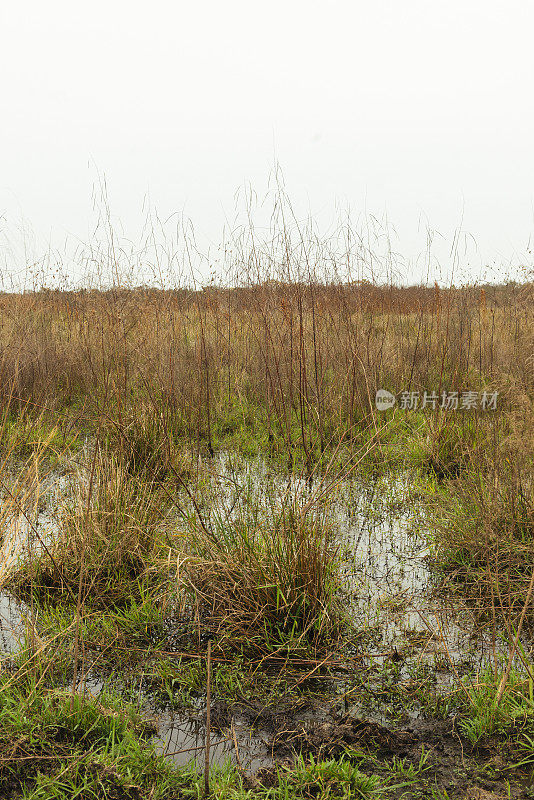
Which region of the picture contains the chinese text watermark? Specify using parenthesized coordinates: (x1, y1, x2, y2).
(375, 389, 498, 412)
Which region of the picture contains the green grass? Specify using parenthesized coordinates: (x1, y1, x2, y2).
(149, 656, 257, 708)
(273, 753, 386, 800)
(457, 667, 534, 745)
(0, 410, 82, 463)
(15, 587, 169, 677)
(0, 679, 183, 799)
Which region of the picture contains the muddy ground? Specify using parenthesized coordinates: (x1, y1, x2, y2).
(154, 693, 534, 798)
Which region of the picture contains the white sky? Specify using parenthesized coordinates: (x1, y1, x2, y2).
(1, 0, 533, 286)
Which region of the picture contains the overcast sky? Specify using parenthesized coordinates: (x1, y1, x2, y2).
(1, 0, 533, 286)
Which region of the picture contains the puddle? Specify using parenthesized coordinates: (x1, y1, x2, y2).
(340, 478, 495, 670)
(155, 705, 272, 772)
(0, 453, 524, 771)
(0, 453, 486, 669)
(0, 467, 75, 653)
(204, 456, 500, 673)
(0, 591, 27, 651)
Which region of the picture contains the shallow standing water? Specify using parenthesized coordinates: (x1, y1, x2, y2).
(142, 454, 503, 770)
(0, 453, 511, 771)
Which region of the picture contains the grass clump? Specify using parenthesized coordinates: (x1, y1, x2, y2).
(274, 753, 386, 800)
(10, 450, 172, 608)
(426, 460, 534, 621)
(457, 667, 534, 745)
(188, 499, 344, 655)
(0, 678, 186, 799)
(103, 406, 194, 486)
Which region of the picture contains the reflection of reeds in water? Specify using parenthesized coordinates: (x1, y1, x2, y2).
(0, 516, 29, 589)
(0, 454, 45, 590)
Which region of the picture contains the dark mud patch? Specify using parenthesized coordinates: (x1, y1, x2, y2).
(270, 713, 412, 760)
(167, 698, 533, 798)
(263, 711, 532, 799)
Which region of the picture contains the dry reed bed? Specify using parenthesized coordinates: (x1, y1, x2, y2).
(0, 282, 531, 433)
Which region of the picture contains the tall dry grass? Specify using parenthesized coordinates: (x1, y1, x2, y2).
(0, 279, 530, 470)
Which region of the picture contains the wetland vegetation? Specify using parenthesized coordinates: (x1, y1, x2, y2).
(0, 216, 532, 799)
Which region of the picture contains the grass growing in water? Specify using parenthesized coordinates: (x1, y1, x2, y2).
(426, 458, 534, 624)
(185, 478, 345, 655)
(10, 449, 174, 608)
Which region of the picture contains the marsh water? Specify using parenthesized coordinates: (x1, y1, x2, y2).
(0, 454, 509, 772)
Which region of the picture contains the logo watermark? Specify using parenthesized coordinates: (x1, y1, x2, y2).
(375, 389, 396, 411)
(375, 389, 499, 411)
